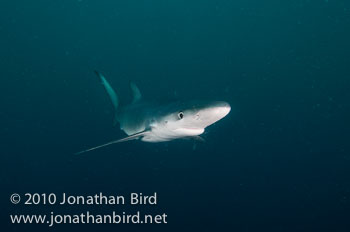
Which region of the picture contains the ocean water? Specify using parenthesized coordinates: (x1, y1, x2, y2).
(1, 0, 350, 231)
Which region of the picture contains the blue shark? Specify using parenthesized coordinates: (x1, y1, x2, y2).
(76, 71, 231, 154)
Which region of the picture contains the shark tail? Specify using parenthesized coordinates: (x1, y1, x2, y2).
(94, 71, 119, 126)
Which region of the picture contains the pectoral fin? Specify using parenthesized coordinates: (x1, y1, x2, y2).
(192, 135, 205, 142)
(75, 131, 150, 155)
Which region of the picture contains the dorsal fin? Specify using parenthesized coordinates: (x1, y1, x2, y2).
(130, 82, 142, 103)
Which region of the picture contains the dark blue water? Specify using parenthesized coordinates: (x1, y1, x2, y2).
(1, 0, 350, 231)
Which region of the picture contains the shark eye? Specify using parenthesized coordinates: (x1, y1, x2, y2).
(178, 111, 184, 119)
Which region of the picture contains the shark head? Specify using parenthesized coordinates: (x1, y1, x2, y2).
(142, 101, 231, 142)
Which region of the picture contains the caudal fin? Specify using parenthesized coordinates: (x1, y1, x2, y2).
(94, 71, 119, 126)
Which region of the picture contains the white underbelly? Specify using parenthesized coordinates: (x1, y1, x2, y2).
(141, 128, 204, 142)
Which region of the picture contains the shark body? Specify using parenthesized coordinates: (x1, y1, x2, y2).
(76, 71, 231, 154)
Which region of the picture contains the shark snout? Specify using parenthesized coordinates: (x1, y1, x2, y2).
(192, 101, 231, 128)
(212, 101, 231, 119)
